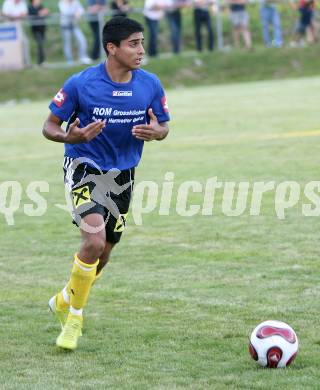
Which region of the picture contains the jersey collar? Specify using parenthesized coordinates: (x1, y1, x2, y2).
(100, 61, 136, 86)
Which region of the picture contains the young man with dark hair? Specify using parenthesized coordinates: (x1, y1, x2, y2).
(42, 16, 170, 350)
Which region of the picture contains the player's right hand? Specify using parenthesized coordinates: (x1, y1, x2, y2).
(65, 118, 105, 144)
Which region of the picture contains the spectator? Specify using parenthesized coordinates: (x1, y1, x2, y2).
(291, 0, 317, 44)
(143, 0, 165, 56)
(165, 0, 185, 54)
(87, 0, 106, 60)
(58, 0, 92, 65)
(229, 0, 252, 49)
(2, 0, 31, 66)
(111, 0, 130, 17)
(260, 0, 282, 47)
(28, 0, 49, 65)
(193, 0, 214, 51)
(2, 0, 28, 20)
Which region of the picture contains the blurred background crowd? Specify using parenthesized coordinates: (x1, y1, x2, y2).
(0, 0, 318, 66)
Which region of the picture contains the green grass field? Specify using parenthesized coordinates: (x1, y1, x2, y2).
(1, 76, 320, 389)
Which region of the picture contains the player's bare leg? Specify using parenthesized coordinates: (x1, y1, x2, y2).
(96, 241, 115, 275)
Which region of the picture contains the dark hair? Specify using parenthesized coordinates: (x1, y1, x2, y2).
(102, 17, 144, 55)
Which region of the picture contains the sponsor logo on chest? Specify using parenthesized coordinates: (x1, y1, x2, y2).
(112, 90, 133, 97)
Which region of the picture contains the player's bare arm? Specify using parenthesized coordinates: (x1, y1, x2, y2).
(43, 113, 105, 144)
(131, 108, 169, 141)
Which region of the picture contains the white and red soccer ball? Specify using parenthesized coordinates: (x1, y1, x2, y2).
(249, 320, 298, 368)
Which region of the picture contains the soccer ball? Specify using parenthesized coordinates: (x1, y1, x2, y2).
(249, 320, 298, 368)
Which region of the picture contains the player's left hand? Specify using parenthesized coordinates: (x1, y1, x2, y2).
(132, 108, 168, 141)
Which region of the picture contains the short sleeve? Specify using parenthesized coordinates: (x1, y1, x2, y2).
(49, 76, 79, 122)
(149, 77, 170, 123)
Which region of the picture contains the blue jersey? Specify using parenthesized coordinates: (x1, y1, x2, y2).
(49, 62, 170, 171)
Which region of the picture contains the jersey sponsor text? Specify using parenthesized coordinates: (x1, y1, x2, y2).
(92, 107, 145, 117)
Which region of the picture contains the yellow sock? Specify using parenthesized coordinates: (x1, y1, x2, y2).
(57, 264, 103, 309)
(56, 290, 69, 310)
(55, 276, 72, 311)
(69, 253, 98, 310)
(66, 280, 71, 296)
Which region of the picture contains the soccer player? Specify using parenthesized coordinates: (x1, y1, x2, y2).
(42, 16, 170, 350)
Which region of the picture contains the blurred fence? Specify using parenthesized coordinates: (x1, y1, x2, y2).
(0, 2, 315, 68)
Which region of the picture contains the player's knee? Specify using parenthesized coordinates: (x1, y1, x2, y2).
(82, 235, 105, 260)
